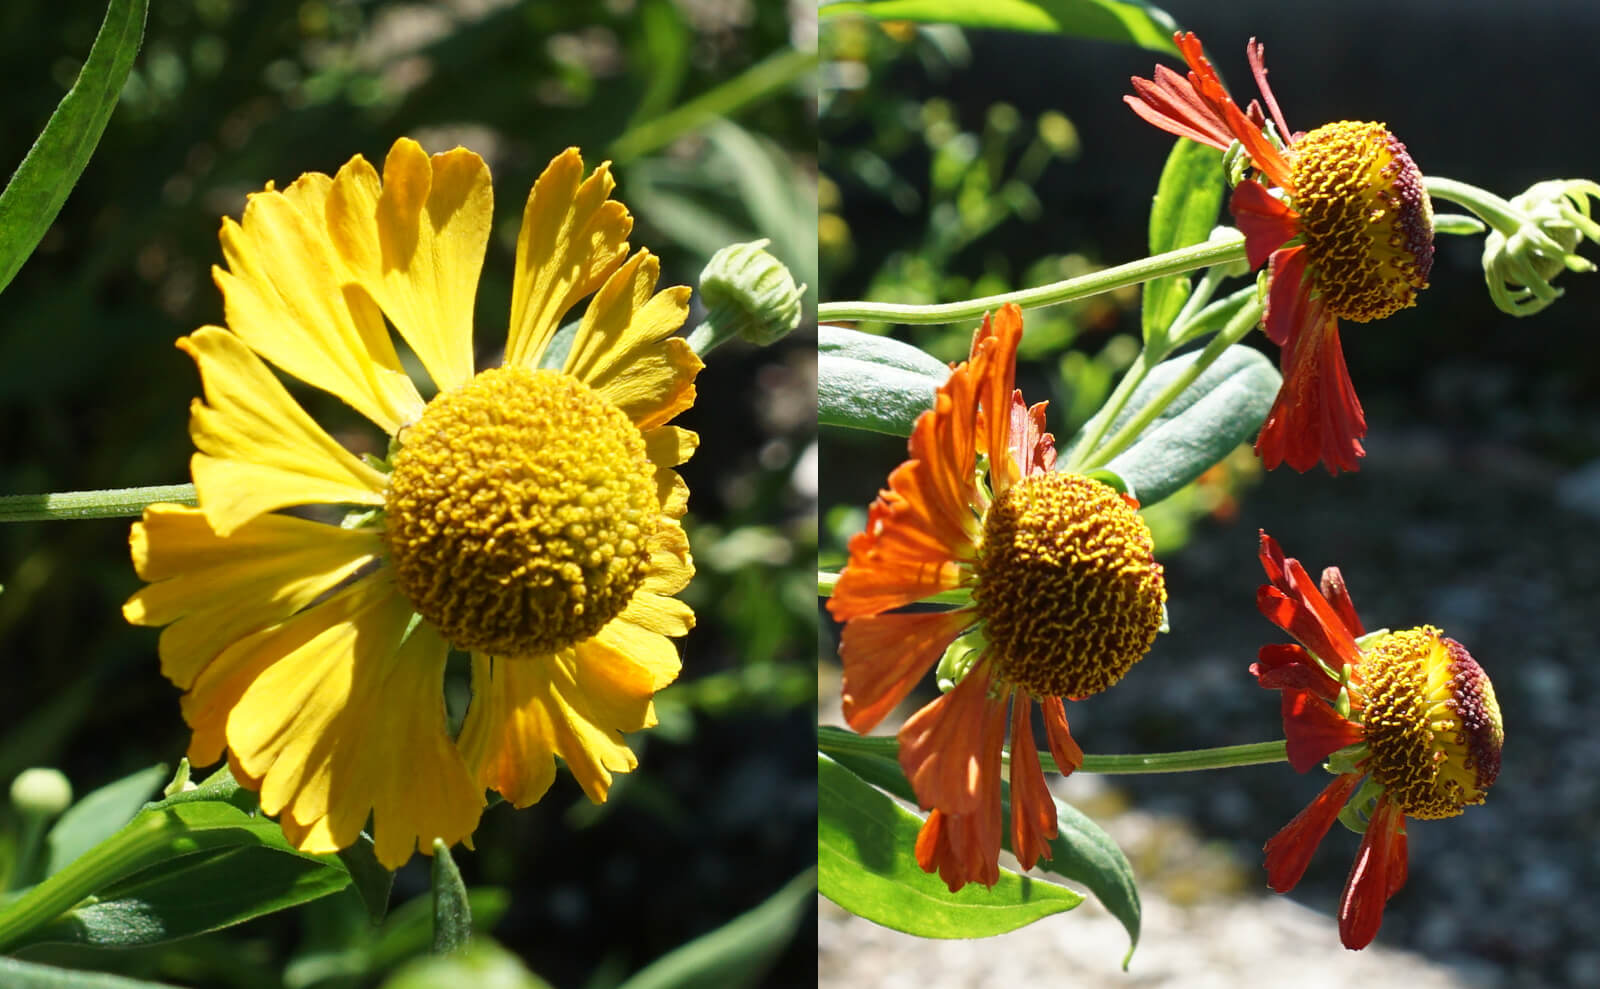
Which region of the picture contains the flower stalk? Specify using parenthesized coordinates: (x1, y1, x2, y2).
(0, 484, 195, 523)
(817, 725, 1288, 775)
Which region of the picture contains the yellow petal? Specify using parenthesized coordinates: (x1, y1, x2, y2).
(654, 466, 690, 520)
(182, 327, 389, 535)
(201, 577, 481, 868)
(216, 172, 423, 433)
(643, 425, 698, 470)
(640, 518, 693, 598)
(562, 250, 700, 430)
(326, 139, 487, 393)
(460, 648, 652, 807)
(592, 610, 689, 682)
(125, 505, 382, 689)
(505, 149, 633, 370)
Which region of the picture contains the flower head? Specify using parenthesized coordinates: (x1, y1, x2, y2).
(827, 304, 1166, 890)
(124, 139, 701, 868)
(1251, 532, 1502, 949)
(1128, 33, 1436, 474)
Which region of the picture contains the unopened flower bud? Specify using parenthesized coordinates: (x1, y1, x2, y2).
(692, 239, 806, 353)
(1482, 179, 1600, 315)
(11, 767, 72, 818)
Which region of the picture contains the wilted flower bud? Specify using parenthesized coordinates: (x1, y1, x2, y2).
(692, 239, 806, 352)
(1481, 178, 1600, 315)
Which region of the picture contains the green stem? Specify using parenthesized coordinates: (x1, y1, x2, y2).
(608, 48, 818, 165)
(817, 726, 1287, 775)
(819, 235, 1247, 325)
(1063, 347, 1156, 471)
(0, 484, 195, 522)
(1075, 297, 1264, 471)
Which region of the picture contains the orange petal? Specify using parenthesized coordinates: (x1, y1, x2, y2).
(838, 609, 973, 733)
(1007, 698, 1057, 871)
(1038, 696, 1084, 775)
(970, 304, 1023, 493)
(897, 662, 1004, 815)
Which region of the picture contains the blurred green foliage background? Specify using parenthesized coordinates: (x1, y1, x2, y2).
(0, 2, 817, 986)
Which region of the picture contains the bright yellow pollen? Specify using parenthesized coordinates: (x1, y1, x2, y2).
(1358, 626, 1504, 820)
(383, 365, 658, 656)
(972, 473, 1166, 699)
(1290, 120, 1435, 322)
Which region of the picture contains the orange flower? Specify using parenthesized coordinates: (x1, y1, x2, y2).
(1127, 33, 1435, 474)
(827, 304, 1166, 890)
(1252, 532, 1502, 949)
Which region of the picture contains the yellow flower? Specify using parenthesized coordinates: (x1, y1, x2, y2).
(124, 139, 702, 869)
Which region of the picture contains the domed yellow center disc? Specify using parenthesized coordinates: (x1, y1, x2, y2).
(383, 365, 659, 656)
(1359, 626, 1503, 820)
(972, 473, 1166, 699)
(1290, 120, 1434, 323)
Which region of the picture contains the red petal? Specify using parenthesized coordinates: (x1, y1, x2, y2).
(898, 662, 1006, 815)
(1263, 771, 1363, 892)
(1319, 567, 1366, 637)
(1039, 696, 1084, 775)
(1282, 688, 1365, 773)
(1251, 643, 1339, 700)
(1339, 796, 1407, 949)
(839, 609, 974, 733)
(1255, 532, 1363, 678)
(1008, 699, 1057, 871)
(1229, 181, 1301, 270)
(1254, 249, 1367, 475)
(1245, 37, 1292, 140)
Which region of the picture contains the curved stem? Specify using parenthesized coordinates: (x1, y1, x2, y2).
(819, 235, 1247, 325)
(816, 725, 1287, 775)
(0, 484, 196, 523)
(1425, 176, 1534, 236)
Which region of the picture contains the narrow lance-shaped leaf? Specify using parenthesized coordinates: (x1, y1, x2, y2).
(1097, 345, 1280, 507)
(818, 0, 1181, 56)
(818, 753, 1082, 940)
(1142, 139, 1226, 349)
(0, 0, 149, 294)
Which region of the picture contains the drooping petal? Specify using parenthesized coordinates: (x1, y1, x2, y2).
(911, 688, 1008, 892)
(326, 138, 489, 394)
(828, 357, 985, 621)
(1038, 696, 1084, 775)
(1229, 180, 1302, 270)
(125, 505, 382, 688)
(1263, 770, 1364, 892)
(214, 173, 423, 434)
(1008, 698, 1058, 871)
(460, 634, 669, 807)
(898, 662, 1004, 815)
(1281, 688, 1366, 773)
(837, 609, 973, 733)
(1338, 795, 1407, 949)
(1319, 566, 1366, 637)
(184, 576, 480, 868)
(505, 149, 633, 370)
(1250, 643, 1341, 700)
(181, 328, 389, 535)
(562, 250, 699, 430)
(1255, 248, 1367, 474)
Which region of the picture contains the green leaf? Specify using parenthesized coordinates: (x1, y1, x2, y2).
(818, 325, 948, 435)
(618, 867, 815, 989)
(818, 754, 1081, 939)
(0, 0, 148, 294)
(0, 957, 182, 989)
(43, 765, 167, 878)
(30, 845, 349, 948)
(820, 732, 1140, 963)
(1102, 345, 1280, 506)
(336, 835, 395, 926)
(0, 794, 350, 951)
(430, 839, 472, 955)
(1142, 139, 1226, 348)
(818, 0, 1180, 55)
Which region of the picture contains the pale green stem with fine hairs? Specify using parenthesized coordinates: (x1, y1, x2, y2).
(818, 235, 1247, 325)
(0, 484, 195, 522)
(817, 726, 1288, 775)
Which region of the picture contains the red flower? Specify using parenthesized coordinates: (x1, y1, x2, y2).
(1252, 532, 1503, 948)
(1127, 34, 1435, 474)
(827, 304, 1166, 891)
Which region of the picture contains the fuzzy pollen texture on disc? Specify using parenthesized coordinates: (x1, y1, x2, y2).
(1290, 120, 1435, 323)
(1359, 626, 1504, 820)
(383, 365, 659, 657)
(972, 473, 1166, 700)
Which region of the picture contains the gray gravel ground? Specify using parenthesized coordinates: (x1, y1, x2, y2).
(820, 427, 1600, 987)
